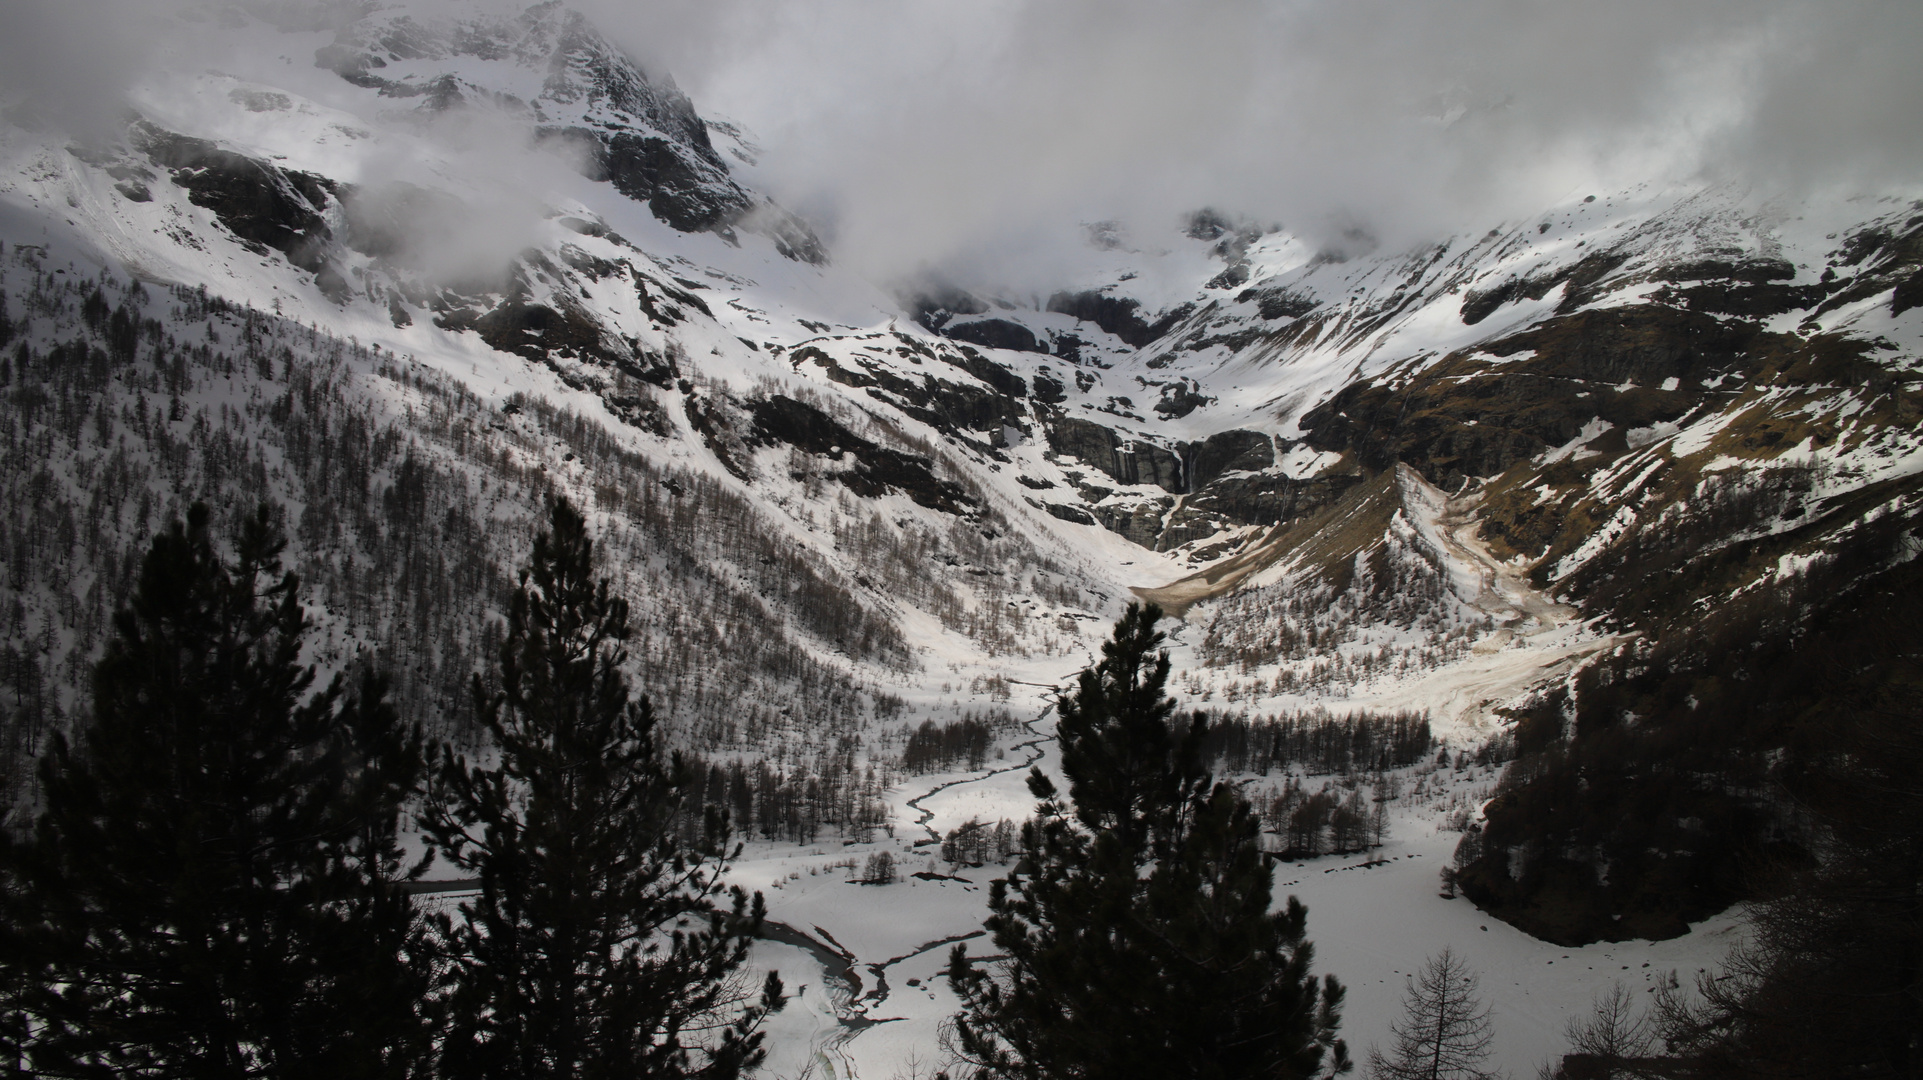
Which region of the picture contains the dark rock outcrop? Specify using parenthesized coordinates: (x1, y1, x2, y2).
(795, 347, 1025, 438)
(1042, 503, 1097, 526)
(1184, 208, 1237, 241)
(471, 290, 677, 391)
(1203, 263, 1249, 291)
(1235, 285, 1319, 321)
(1814, 208, 1923, 318)
(916, 378, 1024, 436)
(1046, 290, 1194, 348)
(1459, 250, 1627, 325)
(1299, 305, 1798, 489)
(942, 347, 1027, 398)
(1483, 305, 1768, 386)
(1035, 421, 1331, 549)
(1031, 371, 1068, 405)
(941, 317, 1046, 354)
(902, 284, 989, 332)
(1153, 380, 1212, 419)
(134, 123, 336, 277)
(1160, 473, 1360, 550)
(594, 129, 752, 233)
(533, 124, 760, 237)
(1088, 498, 1175, 548)
(1041, 412, 1183, 491)
(750, 395, 974, 514)
(1184, 430, 1274, 490)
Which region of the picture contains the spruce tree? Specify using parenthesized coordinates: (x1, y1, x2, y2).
(947, 602, 1350, 1080)
(0, 503, 433, 1078)
(423, 498, 778, 1080)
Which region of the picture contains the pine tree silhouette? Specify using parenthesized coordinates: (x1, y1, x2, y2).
(0, 503, 433, 1078)
(423, 497, 780, 1080)
(947, 602, 1350, 1080)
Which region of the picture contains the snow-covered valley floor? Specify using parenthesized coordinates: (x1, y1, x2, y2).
(716, 678, 1745, 1080)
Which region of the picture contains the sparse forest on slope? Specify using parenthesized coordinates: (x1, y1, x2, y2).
(0, 252, 1029, 813)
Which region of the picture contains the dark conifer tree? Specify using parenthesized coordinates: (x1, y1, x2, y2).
(1051, 602, 1203, 856)
(292, 665, 437, 1076)
(0, 504, 433, 1078)
(1622, 600, 1923, 1079)
(947, 602, 1350, 1080)
(423, 498, 779, 1080)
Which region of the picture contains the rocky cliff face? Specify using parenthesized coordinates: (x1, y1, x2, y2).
(313, 2, 819, 253)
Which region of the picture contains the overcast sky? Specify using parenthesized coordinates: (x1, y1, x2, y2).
(582, 0, 1923, 284)
(3, 0, 1919, 289)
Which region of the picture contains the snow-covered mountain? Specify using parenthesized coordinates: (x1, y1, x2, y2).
(3, 1, 1921, 1072)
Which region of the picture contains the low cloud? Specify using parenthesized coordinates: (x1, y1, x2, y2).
(0, 0, 172, 141)
(0, 0, 593, 289)
(590, 0, 1923, 287)
(6, 0, 1920, 294)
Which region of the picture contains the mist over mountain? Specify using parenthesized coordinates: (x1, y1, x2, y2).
(9, 0, 1922, 288)
(1, 1, 1920, 1074)
(583, 0, 1923, 285)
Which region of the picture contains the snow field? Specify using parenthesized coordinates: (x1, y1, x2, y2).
(729, 724, 1747, 1079)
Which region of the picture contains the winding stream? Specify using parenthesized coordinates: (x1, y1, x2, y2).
(784, 691, 1061, 1077)
(902, 702, 1055, 843)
